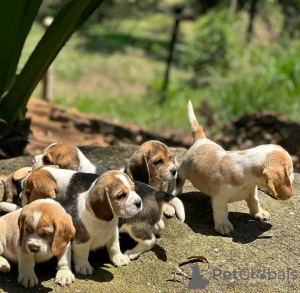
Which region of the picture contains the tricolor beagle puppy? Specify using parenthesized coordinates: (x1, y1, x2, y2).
(124, 140, 178, 217)
(0, 199, 75, 287)
(32, 142, 109, 174)
(62, 170, 143, 275)
(174, 101, 294, 235)
(22, 167, 184, 261)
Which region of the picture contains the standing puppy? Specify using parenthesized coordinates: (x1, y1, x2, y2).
(62, 170, 142, 275)
(174, 101, 294, 235)
(0, 199, 75, 287)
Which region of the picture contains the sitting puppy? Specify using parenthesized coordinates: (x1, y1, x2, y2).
(32, 142, 109, 174)
(62, 170, 143, 275)
(22, 167, 184, 261)
(0, 199, 75, 287)
(124, 140, 177, 216)
(174, 101, 294, 235)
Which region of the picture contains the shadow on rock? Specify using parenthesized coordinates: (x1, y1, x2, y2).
(180, 192, 272, 244)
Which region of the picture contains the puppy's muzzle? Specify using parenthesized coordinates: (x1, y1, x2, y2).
(134, 200, 142, 209)
(28, 244, 41, 253)
(170, 168, 177, 177)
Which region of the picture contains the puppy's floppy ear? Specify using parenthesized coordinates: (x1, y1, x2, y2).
(18, 205, 29, 246)
(51, 214, 75, 256)
(12, 167, 32, 181)
(263, 166, 293, 200)
(124, 153, 150, 184)
(86, 185, 114, 222)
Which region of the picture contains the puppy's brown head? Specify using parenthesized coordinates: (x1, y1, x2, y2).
(32, 142, 79, 170)
(86, 170, 142, 221)
(262, 149, 294, 200)
(124, 140, 176, 189)
(18, 199, 75, 256)
(22, 166, 58, 206)
(1, 167, 32, 204)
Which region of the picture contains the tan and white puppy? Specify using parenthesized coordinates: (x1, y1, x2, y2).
(124, 140, 177, 216)
(32, 142, 109, 174)
(0, 199, 75, 287)
(62, 170, 142, 275)
(174, 101, 294, 235)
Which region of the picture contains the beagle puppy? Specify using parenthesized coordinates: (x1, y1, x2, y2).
(0, 167, 32, 204)
(32, 142, 109, 174)
(62, 170, 143, 275)
(174, 101, 294, 235)
(0, 199, 75, 287)
(124, 140, 177, 216)
(22, 167, 184, 261)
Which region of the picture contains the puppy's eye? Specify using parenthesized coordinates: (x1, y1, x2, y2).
(25, 191, 31, 197)
(117, 193, 126, 200)
(154, 159, 163, 166)
(43, 156, 51, 164)
(42, 232, 51, 239)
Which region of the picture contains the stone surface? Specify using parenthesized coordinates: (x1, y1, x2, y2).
(0, 146, 299, 292)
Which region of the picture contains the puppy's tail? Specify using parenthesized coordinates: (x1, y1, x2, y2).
(188, 100, 206, 142)
(157, 192, 185, 222)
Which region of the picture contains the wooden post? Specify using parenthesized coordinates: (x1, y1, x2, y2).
(230, 0, 238, 14)
(42, 16, 54, 102)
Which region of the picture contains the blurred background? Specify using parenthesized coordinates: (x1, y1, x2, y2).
(16, 0, 300, 166)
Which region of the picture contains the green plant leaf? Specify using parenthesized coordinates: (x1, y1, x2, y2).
(0, 0, 104, 125)
(0, 0, 42, 96)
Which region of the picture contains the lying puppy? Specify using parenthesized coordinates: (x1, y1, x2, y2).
(174, 101, 294, 235)
(32, 142, 109, 174)
(124, 140, 177, 216)
(62, 170, 142, 275)
(0, 199, 75, 287)
(22, 167, 184, 261)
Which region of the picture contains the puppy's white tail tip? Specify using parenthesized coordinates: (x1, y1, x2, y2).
(0, 202, 21, 213)
(187, 100, 205, 141)
(169, 197, 185, 223)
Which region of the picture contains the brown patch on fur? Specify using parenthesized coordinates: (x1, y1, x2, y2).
(237, 151, 247, 155)
(219, 155, 244, 186)
(18, 201, 75, 255)
(251, 165, 263, 178)
(25, 169, 57, 203)
(263, 150, 293, 200)
(43, 142, 79, 170)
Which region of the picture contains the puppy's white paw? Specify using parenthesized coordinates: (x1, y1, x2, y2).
(254, 209, 271, 221)
(163, 205, 175, 218)
(75, 263, 94, 275)
(55, 269, 75, 286)
(0, 258, 10, 273)
(215, 220, 234, 235)
(111, 253, 130, 267)
(18, 271, 38, 288)
(125, 249, 141, 260)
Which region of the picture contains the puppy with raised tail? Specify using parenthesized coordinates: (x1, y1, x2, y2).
(0, 199, 75, 287)
(62, 170, 143, 275)
(174, 101, 294, 235)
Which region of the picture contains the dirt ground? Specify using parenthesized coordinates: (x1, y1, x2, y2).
(0, 146, 299, 293)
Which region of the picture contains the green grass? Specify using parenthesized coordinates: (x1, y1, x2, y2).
(19, 2, 300, 132)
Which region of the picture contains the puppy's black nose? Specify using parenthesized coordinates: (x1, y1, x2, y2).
(170, 168, 177, 176)
(29, 245, 40, 253)
(135, 200, 142, 209)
